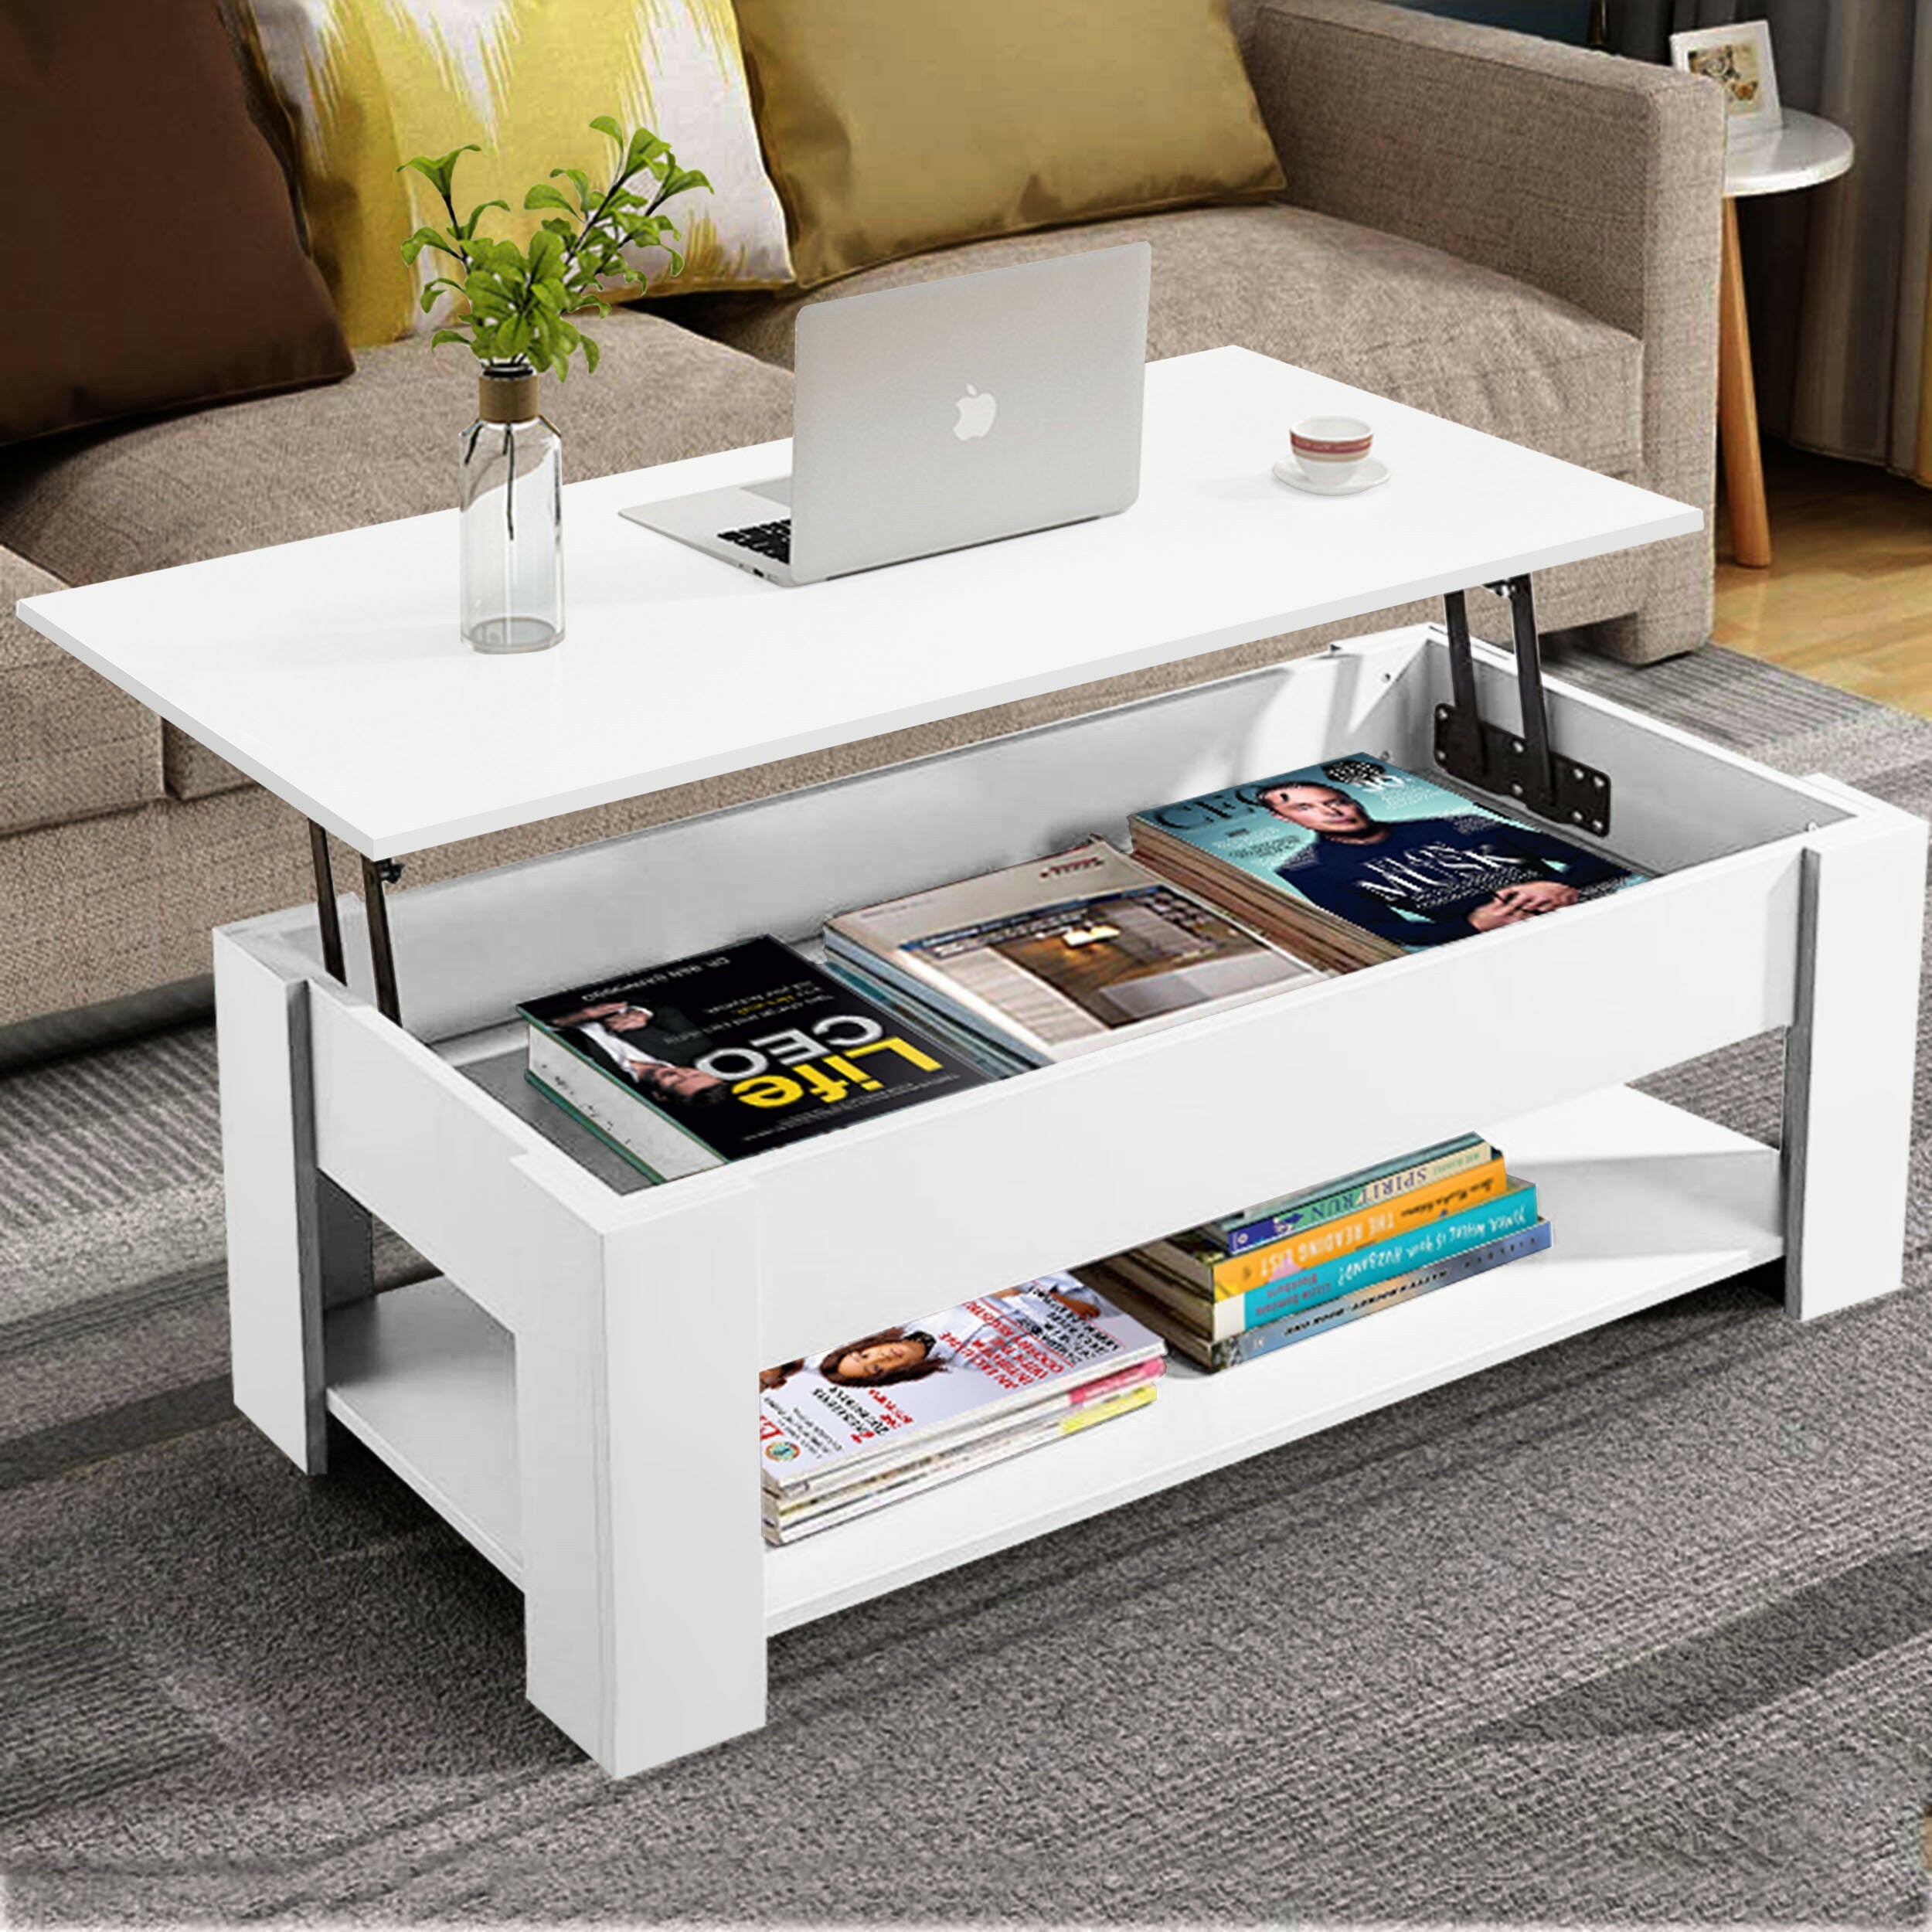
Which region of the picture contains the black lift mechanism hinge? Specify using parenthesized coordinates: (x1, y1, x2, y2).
(304, 827, 406, 1025)
(1431, 577, 1613, 839)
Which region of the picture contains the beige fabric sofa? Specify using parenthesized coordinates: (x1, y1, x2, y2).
(0, 0, 1723, 1046)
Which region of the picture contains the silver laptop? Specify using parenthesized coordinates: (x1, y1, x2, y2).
(621, 243, 1151, 586)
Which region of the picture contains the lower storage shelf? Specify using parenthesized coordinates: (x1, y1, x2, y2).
(326, 1287, 519, 1580)
(322, 1083, 1782, 1634)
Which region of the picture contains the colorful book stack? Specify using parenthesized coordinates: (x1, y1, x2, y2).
(1077, 1135, 1551, 1370)
(758, 1275, 1165, 1543)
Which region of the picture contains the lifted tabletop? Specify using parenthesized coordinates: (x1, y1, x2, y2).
(16, 348, 1698, 860)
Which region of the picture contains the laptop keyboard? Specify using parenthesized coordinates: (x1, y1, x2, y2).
(719, 519, 792, 565)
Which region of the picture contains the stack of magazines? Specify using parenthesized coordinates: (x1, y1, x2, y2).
(1128, 753, 1643, 966)
(821, 836, 1326, 1074)
(758, 1276, 1165, 1543)
(1077, 1135, 1551, 1371)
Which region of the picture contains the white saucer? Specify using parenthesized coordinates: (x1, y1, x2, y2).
(1273, 454, 1390, 496)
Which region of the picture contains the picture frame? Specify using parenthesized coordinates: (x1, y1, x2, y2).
(1670, 21, 1782, 135)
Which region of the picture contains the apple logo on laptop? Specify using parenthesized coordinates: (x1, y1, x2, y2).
(953, 384, 997, 440)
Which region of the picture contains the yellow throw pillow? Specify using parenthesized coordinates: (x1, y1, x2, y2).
(733, 0, 1285, 290)
(239, 0, 794, 345)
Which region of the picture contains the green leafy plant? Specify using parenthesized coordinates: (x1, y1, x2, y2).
(398, 118, 710, 379)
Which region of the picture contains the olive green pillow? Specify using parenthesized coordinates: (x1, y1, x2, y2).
(734, 0, 1285, 289)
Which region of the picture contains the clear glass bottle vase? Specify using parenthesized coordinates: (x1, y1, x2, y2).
(460, 362, 564, 653)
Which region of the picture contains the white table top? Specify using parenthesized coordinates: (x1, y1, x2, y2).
(1725, 108, 1854, 198)
(17, 347, 1699, 860)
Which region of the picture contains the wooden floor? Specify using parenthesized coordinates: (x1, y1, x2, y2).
(1714, 440, 1932, 719)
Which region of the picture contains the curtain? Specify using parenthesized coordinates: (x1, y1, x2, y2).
(1392, 1, 1594, 40)
(1611, 0, 1932, 485)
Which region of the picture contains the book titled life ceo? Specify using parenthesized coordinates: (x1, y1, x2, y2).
(1132, 754, 1645, 951)
(519, 935, 988, 1171)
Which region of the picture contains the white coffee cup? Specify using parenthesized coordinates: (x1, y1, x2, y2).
(1290, 414, 1374, 486)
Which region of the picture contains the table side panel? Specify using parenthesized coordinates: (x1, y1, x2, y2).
(735, 838, 1804, 1366)
(378, 634, 1433, 1045)
(594, 1203, 767, 1774)
(308, 982, 622, 1332)
(342, 628, 1844, 1053)
(216, 934, 329, 1471)
(1781, 780, 1929, 1318)
(284, 825, 1809, 1370)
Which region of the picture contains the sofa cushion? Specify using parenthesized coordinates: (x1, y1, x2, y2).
(0, 310, 793, 583)
(236, 0, 794, 345)
(0, 547, 162, 836)
(163, 730, 255, 804)
(0, 0, 352, 449)
(0, 309, 794, 800)
(685, 205, 1644, 475)
(732, 0, 1283, 290)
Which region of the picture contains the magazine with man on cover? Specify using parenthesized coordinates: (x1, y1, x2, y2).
(1131, 753, 1644, 956)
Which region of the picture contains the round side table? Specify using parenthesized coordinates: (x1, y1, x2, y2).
(1719, 108, 1855, 568)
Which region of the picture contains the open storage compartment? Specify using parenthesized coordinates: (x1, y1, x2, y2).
(318, 1081, 1784, 1629)
(218, 624, 1925, 1775)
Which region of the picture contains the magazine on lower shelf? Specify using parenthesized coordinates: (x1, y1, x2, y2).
(825, 836, 1325, 1067)
(519, 935, 988, 1182)
(765, 1366, 1162, 1542)
(758, 1274, 1165, 1542)
(1130, 753, 1646, 969)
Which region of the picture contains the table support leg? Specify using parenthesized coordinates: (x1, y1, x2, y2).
(358, 855, 403, 1027)
(517, 1188, 767, 1774)
(1718, 199, 1772, 570)
(215, 934, 375, 1472)
(1782, 785, 1927, 1321)
(307, 821, 404, 1028)
(308, 821, 346, 985)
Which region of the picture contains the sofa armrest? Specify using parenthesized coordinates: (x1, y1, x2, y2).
(1243, 0, 1722, 345)
(1242, 0, 1723, 583)
(2, 546, 164, 838)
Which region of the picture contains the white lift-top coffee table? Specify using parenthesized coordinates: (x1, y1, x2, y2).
(16, 349, 1924, 1777)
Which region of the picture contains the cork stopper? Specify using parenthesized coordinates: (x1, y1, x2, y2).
(478, 367, 539, 423)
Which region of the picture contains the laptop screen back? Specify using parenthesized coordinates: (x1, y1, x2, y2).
(787, 243, 1151, 583)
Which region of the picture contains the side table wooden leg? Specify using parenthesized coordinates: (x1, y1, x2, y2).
(215, 931, 374, 1471)
(517, 1186, 767, 1775)
(1718, 199, 1773, 569)
(1782, 784, 1928, 1321)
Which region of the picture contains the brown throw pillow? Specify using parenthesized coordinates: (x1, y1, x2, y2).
(734, 0, 1286, 289)
(0, 0, 352, 448)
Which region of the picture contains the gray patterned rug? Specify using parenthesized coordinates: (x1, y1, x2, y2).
(2, 645, 1929, 1927)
